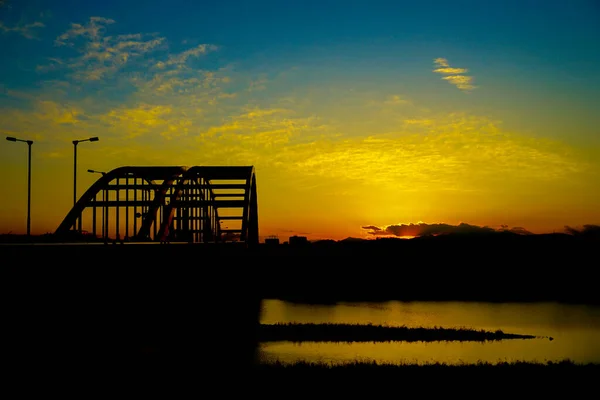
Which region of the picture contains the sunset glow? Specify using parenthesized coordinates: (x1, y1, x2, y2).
(1, 0, 599, 241)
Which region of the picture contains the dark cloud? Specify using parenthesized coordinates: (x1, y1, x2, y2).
(564, 224, 600, 237)
(361, 225, 381, 231)
(362, 222, 533, 237)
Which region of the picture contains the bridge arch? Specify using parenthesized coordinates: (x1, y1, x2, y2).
(54, 165, 259, 245)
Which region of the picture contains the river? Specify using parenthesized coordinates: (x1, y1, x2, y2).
(258, 299, 600, 365)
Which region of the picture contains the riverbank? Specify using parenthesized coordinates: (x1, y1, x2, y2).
(252, 359, 600, 396)
(255, 359, 600, 385)
(258, 322, 539, 342)
(258, 358, 600, 371)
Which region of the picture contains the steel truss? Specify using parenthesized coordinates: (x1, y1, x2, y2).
(54, 166, 259, 244)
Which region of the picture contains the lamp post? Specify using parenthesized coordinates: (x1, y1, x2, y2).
(73, 137, 99, 231)
(88, 169, 106, 240)
(6, 136, 33, 236)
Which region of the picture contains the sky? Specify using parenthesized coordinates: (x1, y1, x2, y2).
(1, 0, 599, 241)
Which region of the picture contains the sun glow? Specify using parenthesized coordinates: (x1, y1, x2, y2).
(0, 2, 599, 239)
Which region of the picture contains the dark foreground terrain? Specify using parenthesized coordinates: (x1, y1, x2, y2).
(255, 360, 600, 395)
(1, 233, 598, 390)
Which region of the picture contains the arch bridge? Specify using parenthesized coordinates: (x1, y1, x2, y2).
(54, 166, 259, 244)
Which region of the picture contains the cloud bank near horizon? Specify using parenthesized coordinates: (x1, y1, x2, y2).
(361, 222, 533, 237)
(362, 223, 600, 238)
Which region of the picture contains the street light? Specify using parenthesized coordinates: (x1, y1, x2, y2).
(6, 136, 33, 236)
(73, 137, 99, 231)
(88, 169, 106, 240)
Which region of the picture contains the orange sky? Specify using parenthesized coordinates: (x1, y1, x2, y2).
(1, 1, 599, 241)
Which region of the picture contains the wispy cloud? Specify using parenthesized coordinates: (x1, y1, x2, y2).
(100, 103, 179, 139)
(197, 106, 318, 150)
(45, 16, 223, 88)
(433, 58, 449, 67)
(384, 95, 411, 106)
(0, 21, 45, 39)
(50, 17, 166, 81)
(284, 112, 586, 191)
(54, 16, 115, 46)
(433, 58, 475, 92)
(155, 44, 218, 69)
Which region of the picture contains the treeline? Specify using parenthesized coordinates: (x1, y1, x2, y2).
(2, 232, 598, 304)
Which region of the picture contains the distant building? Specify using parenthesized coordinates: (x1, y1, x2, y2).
(265, 235, 280, 245)
(289, 235, 308, 246)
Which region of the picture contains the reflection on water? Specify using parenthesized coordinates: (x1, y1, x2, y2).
(259, 300, 600, 365)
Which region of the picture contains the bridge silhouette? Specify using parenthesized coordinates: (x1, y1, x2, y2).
(54, 166, 259, 244)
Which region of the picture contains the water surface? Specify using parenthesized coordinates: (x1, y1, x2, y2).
(259, 300, 600, 365)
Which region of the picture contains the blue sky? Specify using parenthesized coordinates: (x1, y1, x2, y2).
(3, 0, 599, 138)
(1, 0, 599, 238)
